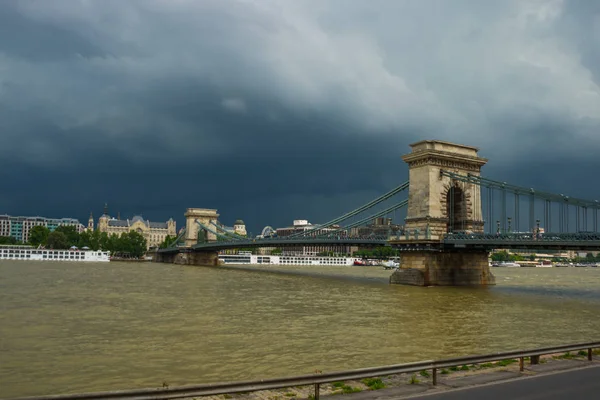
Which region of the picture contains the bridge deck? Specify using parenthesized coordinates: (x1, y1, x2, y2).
(158, 233, 600, 254)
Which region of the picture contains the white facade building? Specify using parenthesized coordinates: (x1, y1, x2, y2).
(0, 214, 84, 243)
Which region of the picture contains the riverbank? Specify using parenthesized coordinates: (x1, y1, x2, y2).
(197, 350, 600, 400)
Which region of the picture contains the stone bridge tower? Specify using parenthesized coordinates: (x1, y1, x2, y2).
(184, 208, 219, 247)
(402, 140, 487, 239)
(389, 140, 495, 286)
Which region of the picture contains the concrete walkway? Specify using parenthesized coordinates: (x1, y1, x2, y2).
(330, 356, 599, 400)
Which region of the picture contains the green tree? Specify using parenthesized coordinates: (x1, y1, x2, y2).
(121, 231, 147, 258)
(54, 225, 80, 247)
(104, 233, 121, 253)
(46, 231, 70, 249)
(29, 226, 50, 246)
(159, 235, 175, 248)
(78, 230, 92, 249)
(491, 251, 510, 262)
(0, 236, 17, 245)
(78, 229, 105, 251)
(99, 231, 111, 251)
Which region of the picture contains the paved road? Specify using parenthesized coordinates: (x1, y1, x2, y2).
(408, 364, 600, 399)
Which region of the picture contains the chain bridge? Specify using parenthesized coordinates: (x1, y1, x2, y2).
(156, 140, 600, 286)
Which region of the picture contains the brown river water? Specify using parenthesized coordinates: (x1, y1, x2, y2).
(1, 261, 600, 397)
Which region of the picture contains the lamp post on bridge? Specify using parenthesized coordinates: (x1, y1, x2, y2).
(496, 220, 500, 235)
(536, 219, 540, 239)
(507, 217, 512, 233)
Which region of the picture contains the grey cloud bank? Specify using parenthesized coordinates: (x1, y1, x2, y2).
(0, 0, 599, 232)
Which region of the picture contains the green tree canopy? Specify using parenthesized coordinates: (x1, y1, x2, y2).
(159, 235, 175, 248)
(99, 231, 147, 258)
(353, 247, 399, 259)
(0, 236, 17, 245)
(47, 231, 70, 249)
(54, 225, 80, 247)
(29, 226, 50, 246)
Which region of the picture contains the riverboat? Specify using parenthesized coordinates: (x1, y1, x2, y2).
(0, 245, 110, 262)
(219, 253, 359, 266)
(492, 262, 521, 267)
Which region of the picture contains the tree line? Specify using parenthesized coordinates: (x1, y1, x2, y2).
(0, 226, 155, 258)
(491, 250, 600, 263)
(352, 247, 400, 259)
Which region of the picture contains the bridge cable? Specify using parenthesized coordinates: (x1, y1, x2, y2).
(195, 220, 238, 242)
(441, 170, 600, 208)
(288, 180, 410, 238)
(317, 200, 409, 237)
(209, 221, 246, 240)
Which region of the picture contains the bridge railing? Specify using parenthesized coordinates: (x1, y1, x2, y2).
(192, 236, 390, 247)
(7, 341, 599, 400)
(444, 232, 600, 242)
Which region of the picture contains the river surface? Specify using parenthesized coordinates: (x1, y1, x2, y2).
(1, 261, 600, 397)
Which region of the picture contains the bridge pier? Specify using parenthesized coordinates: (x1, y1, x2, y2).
(154, 250, 219, 266)
(390, 250, 495, 286)
(154, 251, 176, 263)
(173, 251, 219, 266)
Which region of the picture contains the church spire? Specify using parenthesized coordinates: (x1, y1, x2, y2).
(88, 211, 94, 231)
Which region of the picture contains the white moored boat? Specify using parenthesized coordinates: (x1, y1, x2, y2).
(0, 245, 110, 262)
(219, 252, 359, 266)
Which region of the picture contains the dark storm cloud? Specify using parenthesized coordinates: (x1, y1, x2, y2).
(0, 4, 105, 62)
(0, 0, 599, 232)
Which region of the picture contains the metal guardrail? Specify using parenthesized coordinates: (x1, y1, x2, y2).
(6, 341, 599, 400)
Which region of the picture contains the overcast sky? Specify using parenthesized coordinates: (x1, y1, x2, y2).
(1, 0, 599, 233)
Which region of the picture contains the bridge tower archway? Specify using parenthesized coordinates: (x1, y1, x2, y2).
(184, 208, 219, 247)
(402, 140, 488, 238)
(445, 183, 467, 233)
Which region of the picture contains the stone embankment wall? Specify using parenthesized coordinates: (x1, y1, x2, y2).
(390, 251, 495, 286)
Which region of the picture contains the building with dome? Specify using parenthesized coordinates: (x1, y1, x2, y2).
(96, 204, 176, 249)
(233, 219, 247, 236)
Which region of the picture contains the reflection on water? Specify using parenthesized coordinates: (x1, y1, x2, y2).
(1, 261, 599, 397)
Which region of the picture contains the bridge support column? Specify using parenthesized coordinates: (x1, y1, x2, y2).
(390, 250, 495, 286)
(173, 251, 219, 266)
(154, 251, 177, 263)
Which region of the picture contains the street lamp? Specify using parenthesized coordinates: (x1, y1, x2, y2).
(507, 217, 512, 233)
(496, 220, 500, 235)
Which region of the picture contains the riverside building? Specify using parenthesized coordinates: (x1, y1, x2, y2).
(0, 214, 85, 243)
(95, 204, 176, 250)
